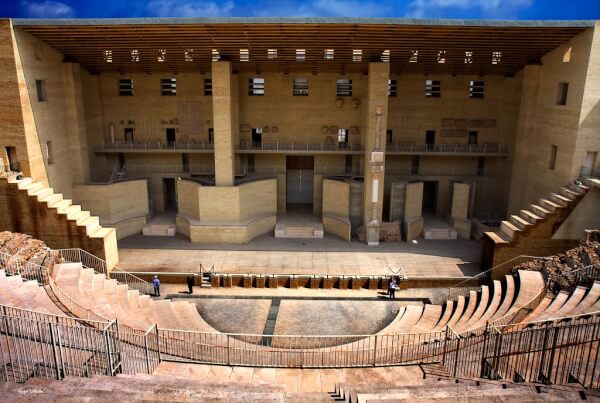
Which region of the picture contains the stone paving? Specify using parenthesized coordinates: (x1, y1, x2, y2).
(118, 236, 480, 278)
(154, 362, 427, 393)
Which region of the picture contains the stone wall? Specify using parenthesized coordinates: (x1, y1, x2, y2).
(72, 179, 149, 239)
(508, 27, 598, 214)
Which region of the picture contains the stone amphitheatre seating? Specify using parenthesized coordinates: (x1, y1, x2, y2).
(53, 262, 219, 333)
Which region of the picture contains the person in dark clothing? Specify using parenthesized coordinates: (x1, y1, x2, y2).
(186, 275, 194, 294)
(388, 277, 397, 299)
(153, 275, 160, 297)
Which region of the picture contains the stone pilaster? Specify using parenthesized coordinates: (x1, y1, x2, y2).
(211, 61, 236, 186)
(362, 63, 390, 245)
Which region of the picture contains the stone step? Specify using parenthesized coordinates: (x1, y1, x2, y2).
(23, 181, 44, 194)
(49, 198, 73, 213)
(550, 192, 570, 206)
(529, 204, 550, 217)
(509, 215, 530, 230)
(41, 193, 63, 205)
(424, 228, 457, 240)
(30, 186, 54, 200)
(16, 177, 32, 188)
(142, 224, 176, 236)
(560, 186, 580, 199)
(539, 198, 561, 212)
(520, 209, 542, 224)
(500, 220, 520, 240)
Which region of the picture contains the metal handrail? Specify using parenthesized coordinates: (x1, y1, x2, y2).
(385, 142, 505, 154)
(56, 248, 153, 295)
(95, 141, 215, 151)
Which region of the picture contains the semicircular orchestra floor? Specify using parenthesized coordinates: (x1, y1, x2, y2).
(190, 297, 421, 336)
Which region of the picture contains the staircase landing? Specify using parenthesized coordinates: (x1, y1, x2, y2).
(274, 208, 324, 239)
(423, 215, 458, 240)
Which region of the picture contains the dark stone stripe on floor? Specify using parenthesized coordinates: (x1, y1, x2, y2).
(261, 298, 281, 346)
(168, 294, 430, 304)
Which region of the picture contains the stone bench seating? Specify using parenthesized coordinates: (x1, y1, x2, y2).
(524, 283, 600, 323)
(53, 262, 219, 334)
(461, 280, 503, 331)
(0, 270, 64, 316)
(571, 281, 600, 316)
(378, 305, 424, 335)
(432, 300, 454, 331)
(412, 305, 442, 333)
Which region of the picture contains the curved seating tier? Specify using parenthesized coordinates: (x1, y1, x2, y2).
(0, 270, 64, 316)
(53, 262, 218, 333)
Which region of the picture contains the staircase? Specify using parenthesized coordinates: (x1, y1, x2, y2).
(142, 223, 176, 236)
(0, 173, 118, 266)
(482, 179, 590, 270)
(424, 227, 458, 240)
(275, 224, 324, 239)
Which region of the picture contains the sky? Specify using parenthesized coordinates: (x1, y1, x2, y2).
(2, 0, 600, 20)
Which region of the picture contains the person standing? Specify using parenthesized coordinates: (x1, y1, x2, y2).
(388, 277, 397, 299)
(153, 275, 161, 297)
(186, 275, 194, 294)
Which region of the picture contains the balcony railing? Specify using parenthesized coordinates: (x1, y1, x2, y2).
(94, 141, 214, 152)
(237, 142, 362, 152)
(386, 143, 506, 154)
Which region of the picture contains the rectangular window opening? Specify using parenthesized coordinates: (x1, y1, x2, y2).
(477, 157, 485, 176)
(388, 80, 397, 97)
(492, 51, 502, 65)
(119, 79, 134, 96)
(184, 49, 194, 62)
(336, 78, 352, 97)
(557, 82, 569, 106)
(296, 49, 306, 62)
(549, 145, 558, 170)
(45, 141, 53, 165)
(240, 49, 249, 62)
(437, 50, 446, 64)
(208, 128, 214, 144)
(249, 77, 265, 96)
(353, 49, 362, 62)
(204, 79, 212, 96)
(469, 80, 484, 99)
(465, 51, 473, 64)
(324, 49, 334, 60)
(161, 78, 177, 96)
(425, 80, 441, 97)
(409, 50, 418, 63)
(267, 49, 278, 59)
(157, 49, 166, 62)
(386, 129, 393, 146)
(131, 49, 139, 62)
(337, 128, 349, 146)
(293, 78, 309, 96)
(381, 50, 390, 63)
(35, 79, 47, 102)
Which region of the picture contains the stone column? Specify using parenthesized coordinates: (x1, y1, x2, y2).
(362, 63, 390, 245)
(449, 182, 472, 239)
(403, 182, 424, 241)
(212, 61, 236, 186)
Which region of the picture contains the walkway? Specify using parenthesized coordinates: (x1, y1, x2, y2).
(117, 236, 480, 277)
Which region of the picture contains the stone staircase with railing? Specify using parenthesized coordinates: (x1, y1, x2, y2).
(0, 173, 118, 266)
(482, 179, 591, 270)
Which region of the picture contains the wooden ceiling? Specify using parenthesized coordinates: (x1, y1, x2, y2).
(14, 19, 591, 75)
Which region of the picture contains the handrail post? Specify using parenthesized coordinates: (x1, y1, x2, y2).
(144, 330, 151, 373)
(372, 335, 378, 366)
(155, 324, 161, 363)
(49, 322, 62, 380)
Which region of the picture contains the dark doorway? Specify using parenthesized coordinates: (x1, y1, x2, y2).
(163, 178, 178, 211)
(286, 156, 314, 206)
(468, 131, 478, 145)
(337, 129, 349, 148)
(124, 128, 134, 142)
(182, 154, 190, 173)
(166, 128, 176, 145)
(422, 181, 438, 214)
(386, 129, 393, 146)
(252, 128, 262, 147)
(425, 130, 435, 146)
(5, 146, 19, 172)
(208, 128, 214, 144)
(117, 153, 126, 171)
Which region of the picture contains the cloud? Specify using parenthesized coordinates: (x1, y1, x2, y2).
(252, 0, 392, 17)
(21, 0, 75, 18)
(146, 0, 235, 17)
(405, 0, 534, 18)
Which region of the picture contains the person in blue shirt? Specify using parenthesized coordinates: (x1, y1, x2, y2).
(153, 275, 160, 297)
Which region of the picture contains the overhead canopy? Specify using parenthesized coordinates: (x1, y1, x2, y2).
(12, 18, 594, 75)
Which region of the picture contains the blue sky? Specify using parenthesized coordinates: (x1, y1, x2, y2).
(3, 0, 600, 19)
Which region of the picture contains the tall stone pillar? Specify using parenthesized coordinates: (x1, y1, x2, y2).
(212, 61, 236, 186)
(362, 63, 390, 245)
(449, 182, 472, 239)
